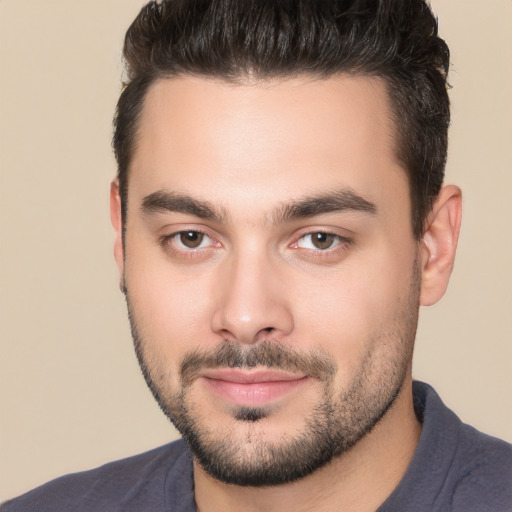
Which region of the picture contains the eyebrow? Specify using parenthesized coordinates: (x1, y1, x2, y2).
(141, 190, 224, 222)
(274, 189, 377, 224)
(141, 188, 376, 225)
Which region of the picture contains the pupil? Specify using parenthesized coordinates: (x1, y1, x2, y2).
(180, 231, 203, 248)
(313, 233, 334, 249)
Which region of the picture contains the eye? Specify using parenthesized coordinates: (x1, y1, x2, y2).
(159, 229, 221, 260)
(172, 230, 212, 250)
(296, 232, 341, 250)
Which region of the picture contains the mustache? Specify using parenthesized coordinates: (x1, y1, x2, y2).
(180, 341, 336, 386)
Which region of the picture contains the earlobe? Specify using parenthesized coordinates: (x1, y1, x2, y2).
(419, 185, 462, 306)
(110, 180, 125, 283)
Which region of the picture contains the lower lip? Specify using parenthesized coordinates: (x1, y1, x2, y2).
(203, 377, 309, 407)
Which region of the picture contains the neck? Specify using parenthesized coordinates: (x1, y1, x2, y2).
(194, 377, 421, 512)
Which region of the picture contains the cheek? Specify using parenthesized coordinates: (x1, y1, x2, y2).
(293, 248, 416, 382)
(123, 246, 217, 363)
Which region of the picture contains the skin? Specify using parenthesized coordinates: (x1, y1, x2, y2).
(111, 74, 462, 511)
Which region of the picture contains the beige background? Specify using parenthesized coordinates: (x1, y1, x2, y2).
(1, 0, 511, 502)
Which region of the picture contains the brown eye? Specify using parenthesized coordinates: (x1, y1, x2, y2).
(296, 232, 340, 251)
(178, 231, 205, 248)
(310, 232, 336, 250)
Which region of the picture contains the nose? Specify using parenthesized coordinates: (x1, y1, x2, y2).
(210, 250, 294, 344)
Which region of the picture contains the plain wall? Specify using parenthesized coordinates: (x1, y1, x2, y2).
(1, 0, 511, 502)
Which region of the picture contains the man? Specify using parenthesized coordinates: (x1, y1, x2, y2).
(2, 0, 511, 510)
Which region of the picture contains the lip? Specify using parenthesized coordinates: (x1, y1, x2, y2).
(200, 369, 309, 407)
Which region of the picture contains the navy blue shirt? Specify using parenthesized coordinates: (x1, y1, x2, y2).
(2, 382, 511, 511)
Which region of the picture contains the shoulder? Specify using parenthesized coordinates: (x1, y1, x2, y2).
(380, 382, 512, 512)
(0, 439, 193, 512)
(416, 382, 512, 511)
(450, 423, 512, 511)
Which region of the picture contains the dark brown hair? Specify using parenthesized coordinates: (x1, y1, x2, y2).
(113, 0, 450, 239)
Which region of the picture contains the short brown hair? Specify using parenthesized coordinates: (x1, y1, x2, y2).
(113, 0, 450, 239)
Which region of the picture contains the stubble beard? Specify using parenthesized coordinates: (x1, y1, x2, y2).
(124, 264, 420, 487)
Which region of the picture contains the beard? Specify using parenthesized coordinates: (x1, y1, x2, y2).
(124, 262, 420, 487)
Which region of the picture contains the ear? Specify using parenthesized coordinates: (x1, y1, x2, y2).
(110, 180, 125, 282)
(419, 185, 462, 306)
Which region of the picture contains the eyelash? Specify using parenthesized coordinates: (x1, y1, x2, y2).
(159, 229, 352, 259)
(292, 231, 352, 253)
(159, 230, 218, 257)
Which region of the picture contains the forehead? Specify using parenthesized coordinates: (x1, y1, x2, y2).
(129, 74, 408, 221)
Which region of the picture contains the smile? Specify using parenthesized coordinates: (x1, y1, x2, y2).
(200, 369, 309, 407)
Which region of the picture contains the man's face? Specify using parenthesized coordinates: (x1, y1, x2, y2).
(117, 75, 421, 486)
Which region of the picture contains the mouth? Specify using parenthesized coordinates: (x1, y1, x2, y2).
(199, 368, 309, 407)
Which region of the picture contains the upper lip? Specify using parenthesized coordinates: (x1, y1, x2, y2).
(200, 368, 307, 384)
